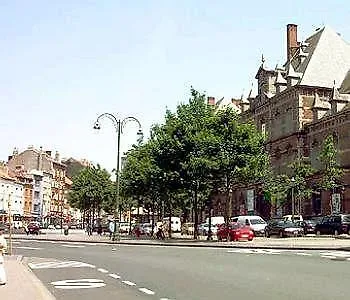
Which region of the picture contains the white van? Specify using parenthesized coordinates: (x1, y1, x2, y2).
(163, 217, 181, 232)
(231, 215, 267, 236)
(205, 216, 225, 225)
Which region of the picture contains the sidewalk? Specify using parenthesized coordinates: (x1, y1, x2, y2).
(0, 255, 55, 300)
(7, 231, 350, 251)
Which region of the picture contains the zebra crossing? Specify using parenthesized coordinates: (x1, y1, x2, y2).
(28, 260, 95, 269)
(227, 248, 350, 262)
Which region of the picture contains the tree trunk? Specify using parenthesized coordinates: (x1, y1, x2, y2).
(151, 199, 155, 236)
(207, 198, 213, 241)
(128, 204, 133, 235)
(137, 205, 140, 224)
(168, 201, 172, 239)
(194, 184, 198, 240)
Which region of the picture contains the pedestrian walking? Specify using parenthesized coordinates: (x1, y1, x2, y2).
(0, 228, 7, 285)
(109, 221, 115, 239)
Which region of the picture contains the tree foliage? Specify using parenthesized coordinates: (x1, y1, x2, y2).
(68, 165, 114, 215)
(318, 135, 343, 190)
(119, 87, 268, 236)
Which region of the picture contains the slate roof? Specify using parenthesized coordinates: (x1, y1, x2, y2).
(292, 26, 350, 88)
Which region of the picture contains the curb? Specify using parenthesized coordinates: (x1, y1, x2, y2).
(21, 257, 56, 300)
(11, 236, 350, 251)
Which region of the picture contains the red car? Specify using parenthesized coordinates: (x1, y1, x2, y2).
(217, 222, 254, 242)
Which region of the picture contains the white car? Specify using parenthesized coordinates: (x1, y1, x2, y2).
(283, 215, 303, 222)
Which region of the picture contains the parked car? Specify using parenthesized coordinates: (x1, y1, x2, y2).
(283, 215, 304, 222)
(198, 223, 218, 236)
(217, 223, 254, 242)
(140, 223, 153, 235)
(231, 215, 267, 236)
(315, 214, 350, 235)
(265, 220, 304, 238)
(296, 220, 317, 235)
(119, 222, 131, 234)
(27, 222, 41, 235)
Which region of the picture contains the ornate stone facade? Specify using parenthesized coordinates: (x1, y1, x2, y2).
(214, 24, 350, 218)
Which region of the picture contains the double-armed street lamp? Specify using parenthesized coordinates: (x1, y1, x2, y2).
(93, 113, 143, 241)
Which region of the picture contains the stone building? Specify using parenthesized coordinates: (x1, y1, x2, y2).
(0, 165, 24, 227)
(210, 24, 350, 218)
(7, 146, 68, 225)
(239, 24, 350, 217)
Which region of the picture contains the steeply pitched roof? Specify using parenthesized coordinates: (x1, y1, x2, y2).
(295, 26, 350, 88)
(340, 70, 350, 93)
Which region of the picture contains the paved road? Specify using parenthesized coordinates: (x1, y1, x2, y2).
(12, 239, 350, 300)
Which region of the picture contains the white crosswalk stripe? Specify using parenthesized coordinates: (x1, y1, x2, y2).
(28, 260, 95, 269)
(227, 249, 282, 255)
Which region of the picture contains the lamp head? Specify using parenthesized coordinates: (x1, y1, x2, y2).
(93, 121, 101, 130)
(136, 129, 144, 140)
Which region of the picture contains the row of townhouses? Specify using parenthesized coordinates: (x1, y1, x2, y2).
(209, 23, 350, 219)
(0, 146, 89, 228)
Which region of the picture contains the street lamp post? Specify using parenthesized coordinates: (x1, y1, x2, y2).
(291, 177, 295, 222)
(93, 113, 143, 242)
(7, 193, 13, 255)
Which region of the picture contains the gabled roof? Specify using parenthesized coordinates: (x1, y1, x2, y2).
(296, 26, 350, 88)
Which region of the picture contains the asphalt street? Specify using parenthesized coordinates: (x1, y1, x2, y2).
(12, 239, 350, 300)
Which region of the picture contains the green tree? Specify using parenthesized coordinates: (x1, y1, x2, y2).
(318, 135, 343, 190)
(151, 88, 218, 238)
(289, 156, 314, 214)
(263, 170, 290, 216)
(68, 165, 113, 231)
(212, 107, 268, 220)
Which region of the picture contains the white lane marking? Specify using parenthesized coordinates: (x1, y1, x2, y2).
(97, 268, 108, 273)
(320, 251, 350, 258)
(296, 252, 312, 256)
(321, 255, 337, 259)
(61, 244, 85, 248)
(160, 298, 172, 300)
(347, 258, 350, 261)
(29, 261, 95, 269)
(122, 280, 136, 286)
(14, 246, 43, 250)
(12, 241, 21, 244)
(109, 273, 121, 279)
(227, 249, 281, 255)
(139, 288, 155, 295)
(51, 279, 105, 289)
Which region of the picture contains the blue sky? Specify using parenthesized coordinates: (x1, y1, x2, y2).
(1, 0, 350, 173)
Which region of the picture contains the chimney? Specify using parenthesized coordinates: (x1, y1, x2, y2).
(207, 96, 215, 106)
(55, 151, 60, 162)
(45, 150, 52, 157)
(287, 24, 298, 61)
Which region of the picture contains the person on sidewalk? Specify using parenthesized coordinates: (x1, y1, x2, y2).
(0, 228, 7, 285)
